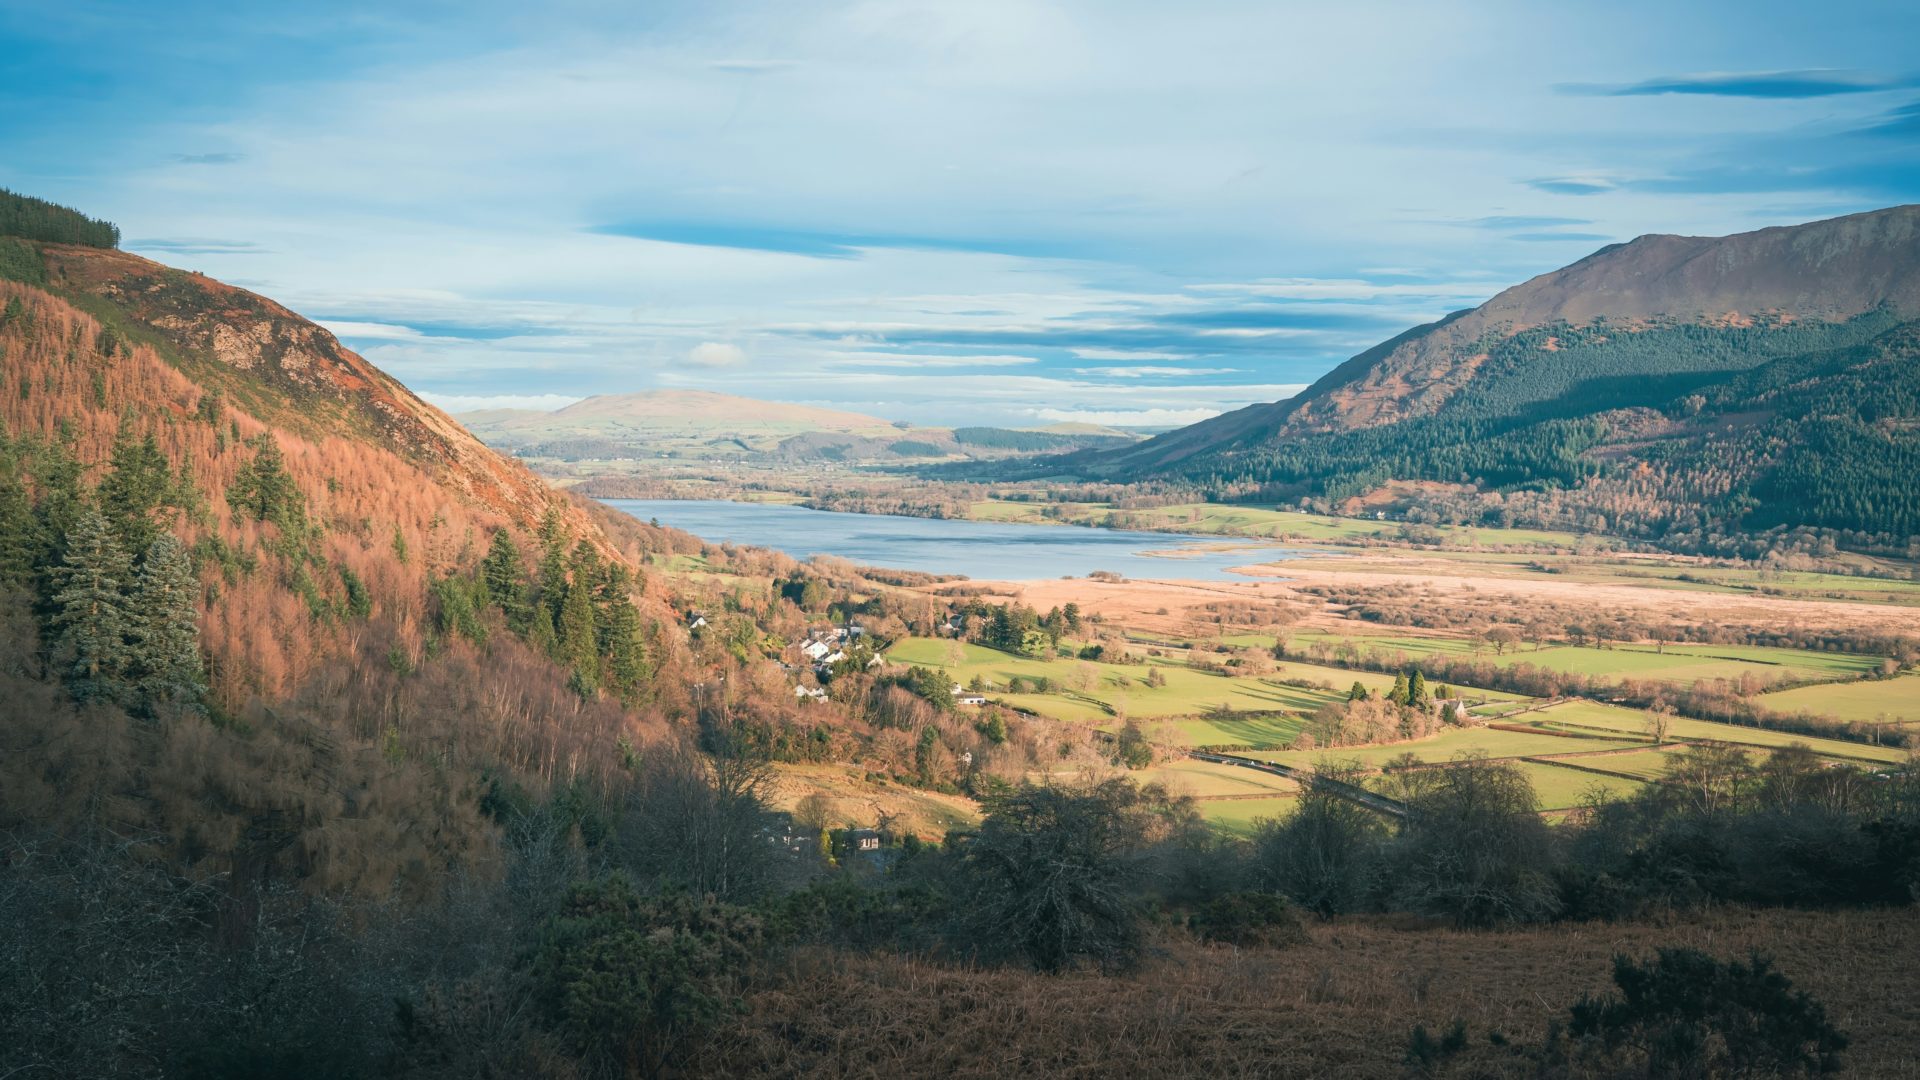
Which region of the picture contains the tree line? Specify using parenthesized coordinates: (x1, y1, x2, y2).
(0, 188, 121, 248)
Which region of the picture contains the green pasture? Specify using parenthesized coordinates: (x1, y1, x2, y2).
(884, 637, 1348, 729)
(965, 499, 1586, 550)
(1290, 632, 1878, 689)
(1531, 700, 1909, 764)
(1757, 675, 1920, 724)
(1134, 758, 1298, 799)
(1247, 725, 1641, 772)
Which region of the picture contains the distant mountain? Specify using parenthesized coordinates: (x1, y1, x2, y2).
(1088, 205, 1920, 543)
(462, 389, 1139, 465)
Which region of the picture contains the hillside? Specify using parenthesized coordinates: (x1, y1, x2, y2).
(0, 196, 715, 895)
(1089, 205, 1920, 547)
(462, 388, 1138, 467)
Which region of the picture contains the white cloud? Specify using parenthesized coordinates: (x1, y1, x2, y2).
(1069, 347, 1193, 361)
(687, 342, 747, 368)
(321, 320, 430, 341)
(825, 352, 1039, 368)
(1033, 407, 1225, 427)
(1073, 366, 1240, 377)
(1187, 279, 1497, 301)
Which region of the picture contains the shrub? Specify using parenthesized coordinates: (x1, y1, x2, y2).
(532, 877, 763, 1078)
(1569, 948, 1848, 1077)
(958, 778, 1193, 973)
(1187, 891, 1309, 948)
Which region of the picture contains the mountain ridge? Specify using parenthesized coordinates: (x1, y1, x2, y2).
(1080, 204, 1920, 544)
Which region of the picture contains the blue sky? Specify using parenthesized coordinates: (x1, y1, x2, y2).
(6, 0, 1920, 427)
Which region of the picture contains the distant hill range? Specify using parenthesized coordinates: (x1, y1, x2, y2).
(1083, 205, 1920, 544)
(458, 389, 1141, 465)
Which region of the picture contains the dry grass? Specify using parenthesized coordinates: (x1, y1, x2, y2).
(700, 908, 1920, 1078)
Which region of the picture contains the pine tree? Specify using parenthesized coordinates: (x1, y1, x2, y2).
(98, 425, 174, 553)
(50, 507, 134, 704)
(558, 575, 599, 693)
(0, 459, 40, 594)
(30, 439, 84, 602)
(527, 602, 560, 659)
(1347, 680, 1371, 702)
(606, 599, 651, 703)
(127, 533, 206, 716)
(481, 528, 529, 627)
(1408, 670, 1431, 711)
(537, 523, 571, 625)
(1387, 672, 1411, 707)
(594, 561, 631, 650)
(230, 433, 304, 530)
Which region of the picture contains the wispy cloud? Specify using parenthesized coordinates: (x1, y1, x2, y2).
(126, 237, 267, 255)
(421, 392, 582, 413)
(1561, 69, 1915, 98)
(169, 152, 246, 165)
(1073, 366, 1241, 378)
(1526, 176, 1616, 196)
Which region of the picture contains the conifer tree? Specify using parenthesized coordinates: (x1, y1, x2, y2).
(98, 425, 174, 553)
(1387, 672, 1411, 707)
(1347, 680, 1370, 702)
(230, 433, 304, 531)
(0, 461, 40, 594)
(558, 574, 599, 693)
(50, 507, 134, 704)
(481, 528, 530, 628)
(606, 599, 651, 703)
(527, 601, 560, 659)
(1408, 670, 1431, 711)
(594, 561, 631, 649)
(537, 521, 571, 624)
(127, 533, 206, 716)
(30, 439, 84, 601)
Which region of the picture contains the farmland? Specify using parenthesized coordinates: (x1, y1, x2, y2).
(1286, 631, 1884, 689)
(1757, 675, 1920, 725)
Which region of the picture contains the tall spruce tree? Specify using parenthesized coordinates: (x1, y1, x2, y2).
(230, 433, 304, 530)
(1387, 672, 1411, 707)
(30, 439, 84, 603)
(558, 574, 599, 693)
(127, 533, 206, 716)
(98, 425, 174, 553)
(0, 459, 39, 594)
(481, 528, 530, 628)
(1407, 670, 1431, 711)
(50, 507, 134, 704)
(606, 599, 651, 703)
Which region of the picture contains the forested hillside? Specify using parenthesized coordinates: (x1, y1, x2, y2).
(1080, 206, 1920, 550)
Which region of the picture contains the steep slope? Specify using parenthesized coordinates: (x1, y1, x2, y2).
(39, 242, 566, 526)
(0, 202, 701, 895)
(1090, 205, 1920, 544)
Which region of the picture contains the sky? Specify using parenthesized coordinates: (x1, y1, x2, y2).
(5, 0, 1920, 428)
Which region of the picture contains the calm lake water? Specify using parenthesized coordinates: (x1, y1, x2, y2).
(602, 499, 1312, 581)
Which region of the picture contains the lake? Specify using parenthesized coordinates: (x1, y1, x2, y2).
(601, 498, 1313, 581)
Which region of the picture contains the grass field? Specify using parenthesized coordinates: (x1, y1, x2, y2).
(1507, 760, 1646, 809)
(1246, 726, 1643, 771)
(967, 499, 1588, 551)
(1290, 632, 1881, 689)
(1134, 758, 1299, 799)
(1195, 796, 1299, 833)
(1757, 675, 1920, 725)
(886, 637, 1356, 732)
(1530, 700, 1911, 764)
